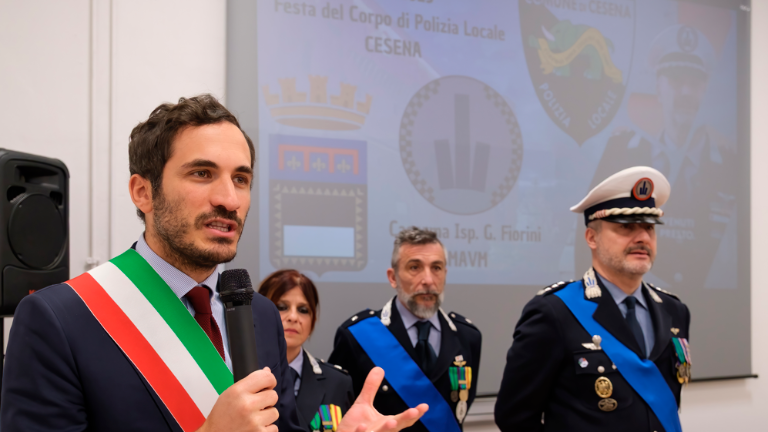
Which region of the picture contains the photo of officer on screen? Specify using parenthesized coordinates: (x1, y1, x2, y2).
(577, 24, 738, 293)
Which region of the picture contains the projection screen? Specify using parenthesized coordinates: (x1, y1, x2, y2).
(227, 0, 751, 394)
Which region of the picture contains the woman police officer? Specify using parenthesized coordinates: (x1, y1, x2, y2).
(258, 270, 354, 431)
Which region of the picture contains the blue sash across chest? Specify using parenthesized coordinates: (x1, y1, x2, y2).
(348, 316, 461, 432)
(555, 281, 682, 432)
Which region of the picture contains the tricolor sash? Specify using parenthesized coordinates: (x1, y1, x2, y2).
(555, 281, 682, 432)
(65, 249, 234, 431)
(348, 316, 462, 432)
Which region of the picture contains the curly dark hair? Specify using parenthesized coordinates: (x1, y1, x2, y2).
(128, 94, 255, 221)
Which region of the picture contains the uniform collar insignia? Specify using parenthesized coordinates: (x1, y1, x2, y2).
(644, 282, 663, 303)
(305, 350, 323, 375)
(380, 298, 393, 326)
(584, 268, 601, 299)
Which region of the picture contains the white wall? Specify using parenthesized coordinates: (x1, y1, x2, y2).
(0, 0, 92, 277)
(1, 1, 767, 430)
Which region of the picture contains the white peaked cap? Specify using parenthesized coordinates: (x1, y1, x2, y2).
(570, 166, 671, 222)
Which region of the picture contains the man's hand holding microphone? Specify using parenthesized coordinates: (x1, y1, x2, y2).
(197, 269, 428, 432)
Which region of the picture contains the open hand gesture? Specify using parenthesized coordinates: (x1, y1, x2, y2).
(338, 367, 429, 432)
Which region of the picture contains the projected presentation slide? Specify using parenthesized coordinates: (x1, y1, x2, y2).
(255, 0, 741, 292)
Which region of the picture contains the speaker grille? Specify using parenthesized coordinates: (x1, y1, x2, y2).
(8, 194, 66, 269)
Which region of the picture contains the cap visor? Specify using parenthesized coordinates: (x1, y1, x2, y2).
(600, 214, 664, 225)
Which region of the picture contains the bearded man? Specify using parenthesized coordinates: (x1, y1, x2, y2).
(329, 227, 482, 432)
(495, 167, 691, 432)
(1, 95, 427, 432)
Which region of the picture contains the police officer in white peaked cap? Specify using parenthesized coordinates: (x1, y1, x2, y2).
(584, 22, 736, 296)
(496, 166, 691, 432)
(570, 166, 670, 225)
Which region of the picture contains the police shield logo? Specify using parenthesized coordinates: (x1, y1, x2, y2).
(632, 177, 653, 201)
(519, 0, 635, 145)
(269, 135, 367, 276)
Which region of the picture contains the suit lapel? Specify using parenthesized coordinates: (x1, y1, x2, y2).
(295, 351, 326, 429)
(428, 312, 461, 382)
(590, 275, 645, 358)
(643, 285, 672, 361)
(387, 298, 419, 361)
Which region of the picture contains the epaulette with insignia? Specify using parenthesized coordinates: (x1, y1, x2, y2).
(537, 280, 574, 296)
(342, 309, 379, 328)
(447, 311, 477, 330)
(319, 360, 350, 375)
(647, 282, 681, 301)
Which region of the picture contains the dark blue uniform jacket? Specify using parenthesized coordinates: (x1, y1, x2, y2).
(295, 350, 355, 430)
(495, 273, 691, 432)
(328, 297, 482, 432)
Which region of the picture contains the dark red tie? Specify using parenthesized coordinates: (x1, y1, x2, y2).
(184, 285, 226, 361)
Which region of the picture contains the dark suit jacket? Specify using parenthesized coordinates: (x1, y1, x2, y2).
(295, 350, 355, 430)
(328, 298, 482, 432)
(0, 263, 304, 431)
(495, 273, 691, 432)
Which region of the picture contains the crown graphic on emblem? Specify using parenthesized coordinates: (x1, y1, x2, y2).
(262, 76, 373, 131)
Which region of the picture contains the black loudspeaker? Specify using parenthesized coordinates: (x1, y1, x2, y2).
(0, 149, 69, 316)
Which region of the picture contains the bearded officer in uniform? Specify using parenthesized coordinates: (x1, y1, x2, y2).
(329, 227, 482, 432)
(496, 166, 691, 432)
(578, 24, 737, 294)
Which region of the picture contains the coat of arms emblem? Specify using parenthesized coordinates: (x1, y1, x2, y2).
(519, 0, 635, 145)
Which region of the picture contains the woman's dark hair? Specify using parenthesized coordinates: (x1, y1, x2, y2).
(128, 94, 255, 221)
(258, 269, 319, 332)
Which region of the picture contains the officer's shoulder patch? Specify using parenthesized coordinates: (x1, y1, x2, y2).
(341, 309, 380, 328)
(647, 282, 681, 301)
(537, 280, 574, 296)
(448, 311, 477, 330)
(319, 360, 350, 375)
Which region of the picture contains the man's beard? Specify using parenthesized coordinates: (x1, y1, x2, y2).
(396, 285, 444, 319)
(152, 188, 244, 272)
(596, 243, 654, 277)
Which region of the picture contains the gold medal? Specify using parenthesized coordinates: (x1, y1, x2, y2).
(598, 398, 618, 412)
(677, 363, 691, 384)
(595, 376, 613, 398)
(451, 391, 458, 402)
(459, 389, 468, 401)
(455, 400, 467, 424)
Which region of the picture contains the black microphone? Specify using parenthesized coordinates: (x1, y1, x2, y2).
(220, 269, 259, 381)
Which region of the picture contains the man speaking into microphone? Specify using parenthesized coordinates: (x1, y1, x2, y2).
(0, 95, 428, 432)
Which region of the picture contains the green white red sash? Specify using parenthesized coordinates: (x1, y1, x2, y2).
(65, 249, 234, 431)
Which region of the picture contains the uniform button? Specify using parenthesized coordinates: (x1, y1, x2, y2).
(612, 364, 617, 370)
(382, 385, 389, 392)
(451, 313, 456, 318)
(351, 316, 358, 322)
(369, 310, 375, 315)
(597, 366, 605, 373)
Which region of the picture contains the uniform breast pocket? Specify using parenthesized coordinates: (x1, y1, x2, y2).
(572, 351, 634, 412)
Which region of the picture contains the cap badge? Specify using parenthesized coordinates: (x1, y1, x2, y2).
(677, 26, 698, 53)
(632, 178, 654, 201)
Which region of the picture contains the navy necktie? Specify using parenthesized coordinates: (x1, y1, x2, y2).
(289, 367, 300, 396)
(624, 296, 647, 358)
(415, 321, 437, 372)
